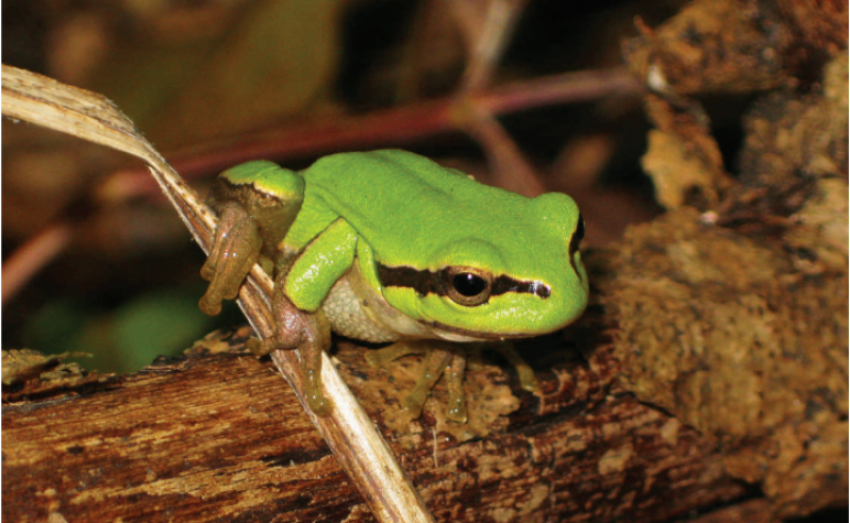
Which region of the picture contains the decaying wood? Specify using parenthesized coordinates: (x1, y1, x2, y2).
(616, 3, 848, 519)
(4, 325, 754, 523)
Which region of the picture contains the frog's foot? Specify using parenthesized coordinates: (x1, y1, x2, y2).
(249, 335, 329, 416)
(368, 342, 469, 422)
(297, 311, 333, 416)
(246, 338, 273, 357)
(403, 348, 453, 419)
(364, 343, 426, 368)
(492, 342, 540, 393)
(244, 289, 334, 417)
(281, 295, 333, 417)
(303, 366, 331, 416)
(246, 336, 333, 417)
(199, 202, 263, 316)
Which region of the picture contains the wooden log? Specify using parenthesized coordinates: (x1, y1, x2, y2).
(3, 323, 753, 523)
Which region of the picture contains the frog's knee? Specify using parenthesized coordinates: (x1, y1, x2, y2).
(247, 338, 271, 357)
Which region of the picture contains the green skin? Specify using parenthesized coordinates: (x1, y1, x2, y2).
(199, 150, 588, 421)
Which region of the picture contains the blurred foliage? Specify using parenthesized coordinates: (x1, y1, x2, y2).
(21, 286, 234, 374)
(92, 0, 344, 148)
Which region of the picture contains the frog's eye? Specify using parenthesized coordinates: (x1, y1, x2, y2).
(445, 267, 493, 306)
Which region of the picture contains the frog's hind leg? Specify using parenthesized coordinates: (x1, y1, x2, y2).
(364, 343, 426, 367)
(199, 202, 262, 316)
(368, 342, 469, 421)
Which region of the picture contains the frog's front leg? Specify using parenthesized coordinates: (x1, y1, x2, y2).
(248, 277, 333, 416)
(368, 342, 468, 422)
(444, 351, 467, 423)
(199, 202, 263, 316)
(404, 346, 453, 420)
(251, 217, 358, 417)
(407, 347, 467, 423)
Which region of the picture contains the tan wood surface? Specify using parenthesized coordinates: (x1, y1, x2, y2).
(3, 327, 752, 523)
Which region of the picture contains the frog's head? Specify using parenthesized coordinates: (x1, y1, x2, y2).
(375, 192, 589, 342)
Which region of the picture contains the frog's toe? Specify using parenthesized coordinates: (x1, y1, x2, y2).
(492, 342, 540, 394)
(198, 273, 245, 316)
(364, 343, 423, 367)
(198, 292, 223, 316)
(304, 372, 332, 416)
(307, 392, 332, 417)
(445, 392, 467, 423)
(509, 355, 540, 393)
(199, 257, 217, 282)
(444, 352, 468, 423)
(402, 389, 429, 419)
(518, 370, 540, 393)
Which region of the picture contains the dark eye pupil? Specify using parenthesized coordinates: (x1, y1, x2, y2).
(453, 273, 488, 297)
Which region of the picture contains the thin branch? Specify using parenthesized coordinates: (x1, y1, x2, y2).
(1, 222, 75, 305)
(452, 97, 544, 197)
(152, 67, 640, 186)
(451, 0, 530, 91)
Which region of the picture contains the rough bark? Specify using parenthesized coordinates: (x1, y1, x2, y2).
(4, 324, 752, 523)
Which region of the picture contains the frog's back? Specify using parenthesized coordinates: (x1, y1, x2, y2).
(301, 150, 476, 208)
(303, 150, 575, 272)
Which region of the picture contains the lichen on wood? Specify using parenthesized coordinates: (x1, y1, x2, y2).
(612, 5, 848, 518)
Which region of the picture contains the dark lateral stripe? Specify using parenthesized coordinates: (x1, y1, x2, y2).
(492, 274, 551, 298)
(377, 264, 550, 299)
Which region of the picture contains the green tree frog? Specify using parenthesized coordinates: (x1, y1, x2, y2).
(199, 150, 588, 421)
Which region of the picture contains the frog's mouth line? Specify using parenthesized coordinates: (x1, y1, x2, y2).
(377, 264, 550, 300)
(424, 320, 544, 343)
